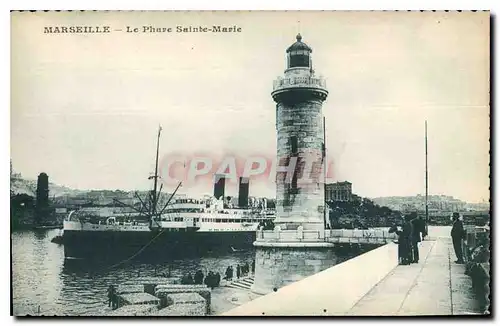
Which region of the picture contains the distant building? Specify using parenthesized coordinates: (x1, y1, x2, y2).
(326, 181, 352, 202)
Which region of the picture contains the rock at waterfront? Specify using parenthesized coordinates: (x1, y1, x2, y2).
(122, 277, 182, 295)
(155, 285, 211, 313)
(153, 302, 206, 316)
(117, 292, 160, 306)
(107, 304, 158, 316)
(116, 284, 144, 295)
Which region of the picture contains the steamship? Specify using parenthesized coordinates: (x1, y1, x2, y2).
(61, 127, 275, 260)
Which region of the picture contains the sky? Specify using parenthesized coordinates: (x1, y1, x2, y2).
(10, 11, 490, 203)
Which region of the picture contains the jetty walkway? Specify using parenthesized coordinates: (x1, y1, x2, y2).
(224, 226, 486, 316)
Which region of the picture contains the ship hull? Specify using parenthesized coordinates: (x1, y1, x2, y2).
(63, 229, 256, 261)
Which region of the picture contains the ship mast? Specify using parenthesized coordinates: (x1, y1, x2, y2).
(112, 125, 181, 228)
(151, 125, 162, 217)
(425, 120, 429, 235)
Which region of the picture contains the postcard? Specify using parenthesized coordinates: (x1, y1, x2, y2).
(10, 10, 490, 316)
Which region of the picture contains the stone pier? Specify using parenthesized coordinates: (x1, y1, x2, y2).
(225, 227, 488, 316)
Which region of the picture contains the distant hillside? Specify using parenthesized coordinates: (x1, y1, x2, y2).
(10, 174, 85, 198)
(371, 195, 488, 212)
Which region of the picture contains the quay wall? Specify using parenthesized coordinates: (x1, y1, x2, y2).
(225, 242, 399, 316)
(252, 245, 337, 295)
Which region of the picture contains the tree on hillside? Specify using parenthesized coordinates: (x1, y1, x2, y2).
(327, 197, 401, 228)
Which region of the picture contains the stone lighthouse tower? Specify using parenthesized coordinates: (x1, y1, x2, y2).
(252, 34, 334, 295)
(273, 33, 328, 231)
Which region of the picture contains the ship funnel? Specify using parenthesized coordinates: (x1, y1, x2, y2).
(238, 177, 250, 208)
(213, 174, 226, 200)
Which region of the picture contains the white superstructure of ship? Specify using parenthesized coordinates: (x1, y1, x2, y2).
(63, 195, 275, 233)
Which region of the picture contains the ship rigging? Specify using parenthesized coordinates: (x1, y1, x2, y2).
(112, 125, 182, 231)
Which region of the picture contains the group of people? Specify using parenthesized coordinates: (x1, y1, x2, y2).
(389, 211, 467, 265)
(259, 220, 275, 231)
(180, 270, 222, 288)
(225, 261, 255, 280)
(389, 212, 427, 265)
(178, 261, 256, 289)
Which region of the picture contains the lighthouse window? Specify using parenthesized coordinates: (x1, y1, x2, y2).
(290, 53, 310, 68)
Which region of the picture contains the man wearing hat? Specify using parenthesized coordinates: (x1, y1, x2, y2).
(410, 212, 425, 263)
(451, 212, 465, 264)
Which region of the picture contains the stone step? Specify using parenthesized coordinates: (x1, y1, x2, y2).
(227, 282, 252, 290)
(239, 280, 254, 286)
(225, 278, 254, 283)
(227, 284, 251, 291)
(229, 280, 251, 286)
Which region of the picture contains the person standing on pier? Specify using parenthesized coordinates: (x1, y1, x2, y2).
(391, 215, 412, 265)
(236, 265, 241, 279)
(402, 215, 414, 264)
(204, 272, 214, 289)
(107, 285, 115, 308)
(389, 216, 410, 265)
(108, 285, 119, 309)
(451, 212, 466, 264)
(215, 272, 221, 287)
(410, 213, 425, 263)
(194, 270, 204, 284)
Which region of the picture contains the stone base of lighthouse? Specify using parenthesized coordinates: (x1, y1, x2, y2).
(251, 240, 337, 295)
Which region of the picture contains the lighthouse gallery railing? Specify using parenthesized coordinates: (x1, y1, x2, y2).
(273, 76, 327, 91)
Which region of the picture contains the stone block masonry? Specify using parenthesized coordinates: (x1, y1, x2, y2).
(153, 303, 207, 316)
(166, 293, 206, 306)
(155, 284, 211, 314)
(252, 245, 338, 295)
(116, 292, 160, 308)
(107, 283, 210, 316)
(275, 100, 326, 230)
(116, 284, 145, 295)
(122, 277, 181, 295)
(107, 304, 158, 316)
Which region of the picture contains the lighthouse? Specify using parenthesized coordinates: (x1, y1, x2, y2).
(252, 34, 334, 295)
(272, 33, 328, 231)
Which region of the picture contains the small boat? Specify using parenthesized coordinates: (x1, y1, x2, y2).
(51, 229, 64, 244)
(51, 235, 64, 244)
(230, 246, 244, 252)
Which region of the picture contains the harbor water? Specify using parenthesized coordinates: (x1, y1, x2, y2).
(11, 229, 256, 316)
(12, 228, 365, 316)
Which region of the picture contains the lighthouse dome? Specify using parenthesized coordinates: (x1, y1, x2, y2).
(286, 33, 313, 53)
(286, 34, 312, 69)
